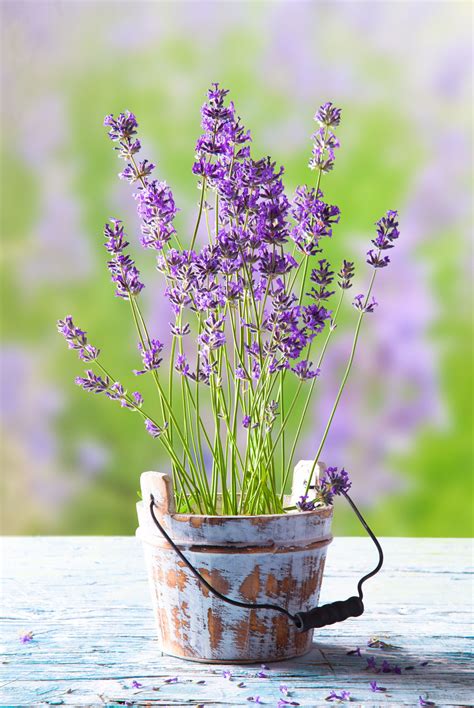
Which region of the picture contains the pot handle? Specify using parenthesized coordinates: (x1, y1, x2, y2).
(147, 488, 384, 633)
(293, 595, 364, 631)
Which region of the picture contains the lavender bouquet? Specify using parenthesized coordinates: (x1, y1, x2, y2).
(57, 84, 399, 516)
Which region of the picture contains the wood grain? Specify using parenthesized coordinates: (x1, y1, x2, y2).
(0, 537, 472, 706)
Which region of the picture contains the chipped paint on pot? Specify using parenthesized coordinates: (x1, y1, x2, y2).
(136, 465, 332, 663)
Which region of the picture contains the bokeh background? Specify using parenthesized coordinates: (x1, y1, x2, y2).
(1, 0, 472, 536)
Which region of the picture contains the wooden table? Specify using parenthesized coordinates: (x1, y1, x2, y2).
(1, 537, 472, 707)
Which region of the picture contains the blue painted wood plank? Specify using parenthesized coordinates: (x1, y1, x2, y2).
(0, 537, 472, 706)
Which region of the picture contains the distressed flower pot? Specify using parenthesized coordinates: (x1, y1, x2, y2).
(136, 463, 333, 663)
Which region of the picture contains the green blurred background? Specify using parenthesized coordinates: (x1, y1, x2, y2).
(0, 1, 472, 536)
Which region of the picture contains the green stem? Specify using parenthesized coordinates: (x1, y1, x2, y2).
(280, 289, 345, 500)
(304, 268, 378, 495)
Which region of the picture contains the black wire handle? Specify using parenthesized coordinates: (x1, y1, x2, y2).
(148, 490, 383, 633)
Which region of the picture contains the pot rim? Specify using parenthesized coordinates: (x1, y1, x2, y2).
(169, 504, 333, 522)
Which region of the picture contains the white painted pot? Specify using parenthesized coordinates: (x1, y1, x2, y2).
(136, 463, 332, 663)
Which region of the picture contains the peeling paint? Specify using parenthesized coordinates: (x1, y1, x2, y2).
(239, 565, 261, 602)
(207, 607, 224, 652)
(166, 567, 188, 591)
(197, 567, 231, 598)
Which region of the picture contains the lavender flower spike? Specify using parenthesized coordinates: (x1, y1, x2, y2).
(104, 111, 178, 252)
(75, 371, 143, 413)
(107, 253, 144, 299)
(312, 466, 352, 505)
(75, 370, 111, 395)
(104, 111, 138, 143)
(352, 294, 378, 313)
(57, 316, 100, 362)
(134, 339, 164, 375)
(145, 419, 168, 438)
(324, 467, 352, 495)
(296, 495, 316, 511)
(104, 219, 129, 253)
(292, 360, 320, 381)
(367, 209, 399, 268)
(337, 260, 355, 290)
(315, 102, 342, 128)
(310, 102, 342, 173)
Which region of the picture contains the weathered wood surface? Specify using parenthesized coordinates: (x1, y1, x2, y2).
(0, 537, 472, 707)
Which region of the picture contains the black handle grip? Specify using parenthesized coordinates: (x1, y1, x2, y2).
(294, 596, 364, 632)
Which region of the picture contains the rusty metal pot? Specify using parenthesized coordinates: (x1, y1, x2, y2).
(136, 466, 332, 663)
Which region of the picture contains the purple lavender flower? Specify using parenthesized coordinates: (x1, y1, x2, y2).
(198, 313, 226, 351)
(120, 159, 155, 184)
(75, 370, 111, 395)
(107, 253, 144, 299)
(337, 260, 355, 289)
(280, 685, 289, 695)
(104, 111, 138, 143)
(104, 219, 129, 253)
(75, 371, 141, 414)
(309, 103, 341, 173)
(19, 631, 33, 643)
(325, 690, 351, 702)
(134, 339, 164, 375)
(170, 322, 191, 337)
(194, 83, 251, 190)
(315, 102, 342, 128)
(135, 180, 178, 250)
(352, 294, 378, 313)
(222, 669, 232, 680)
(57, 316, 100, 361)
(104, 111, 178, 252)
(235, 366, 249, 381)
(291, 360, 320, 381)
(296, 494, 316, 511)
(144, 419, 167, 438)
(310, 127, 340, 173)
(242, 415, 252, 429)
(132, 391, 143, 407)
(373, 210, 399, 248)
(370, 681, 386, 693)
(291, 186, 340, 256)
(131, 680, 142, 689)
(324, 466, 352, 495)
(418, 697, 435, 706)
(175, 353, 191, 377)
(259, 249, 297, 277)
(308, 259, 335, 301)
(313, 466, 351, 505)
(256, 670, 268, 678)
(366, 657, 378, 672)
(164, 676, 178, 684)
(366, 249, 390, 269)
(301, 304, 331, 338)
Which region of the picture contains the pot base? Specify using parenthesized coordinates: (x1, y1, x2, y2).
(157, 644, 314, 664)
